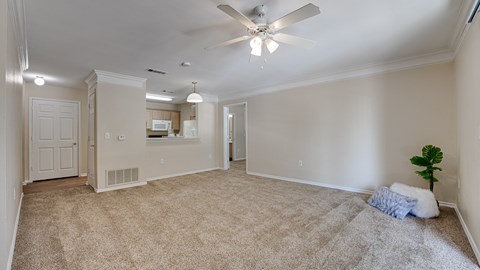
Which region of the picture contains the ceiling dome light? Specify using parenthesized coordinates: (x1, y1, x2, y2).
(186, 82, 203, 103)
(265, 38, 279, 53)
(34, 76, 45, 86)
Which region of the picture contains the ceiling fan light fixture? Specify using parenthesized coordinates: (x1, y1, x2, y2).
(249, 36, 262, 49)
(186, 82, 203, 103)
(265, 38, 279, 53)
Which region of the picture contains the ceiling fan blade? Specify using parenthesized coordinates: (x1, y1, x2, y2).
(272, 33, 316, 49)
(205, 36, 251, 50)
(217, 5, 257, 29)
(269, 3, 320, 31)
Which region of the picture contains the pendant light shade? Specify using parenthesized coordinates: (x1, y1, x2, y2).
(187, 82, 203, 103)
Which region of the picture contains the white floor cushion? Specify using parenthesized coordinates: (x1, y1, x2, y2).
(390, 182, 439, 218)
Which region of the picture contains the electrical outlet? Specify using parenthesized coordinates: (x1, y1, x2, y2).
(160, 158, 164, 164)
(104, 132, 110, 139)
(298, 160, 303, 167)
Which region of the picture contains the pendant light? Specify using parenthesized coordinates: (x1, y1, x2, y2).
(34, 76, 45, 86)
(186, 82, 203, 103)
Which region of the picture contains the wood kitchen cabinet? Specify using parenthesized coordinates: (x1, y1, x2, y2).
(147, 109, 180, 131)
(146, 110, 153, 129)
(170, 111, 180, 130)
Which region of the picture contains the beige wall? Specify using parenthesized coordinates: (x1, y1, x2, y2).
(454, 14, 480, 261)
(0, 0, 24, 268)
(220, 63, 457, 203)
(144, 101, 219, 179)
(95, 81, 147, 190)
(23, 83, 88, 179)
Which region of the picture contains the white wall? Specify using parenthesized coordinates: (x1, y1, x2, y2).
(229, 105, 246, 160)
(454, 13, 480, 262)
(220, 63, 458, 203)
(23, 83, 88, 179)
(0, 0, 24, 268)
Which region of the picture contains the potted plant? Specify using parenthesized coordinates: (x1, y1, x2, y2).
(410, 145, 443, 192)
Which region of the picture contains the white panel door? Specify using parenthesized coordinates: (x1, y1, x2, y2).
(31, 99, 79, 181)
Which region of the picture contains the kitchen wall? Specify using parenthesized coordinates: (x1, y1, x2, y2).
(219, 62, 457, 203)
(92, 74, 218, 189)
(23, 83, 88, 179)
(0, 0, 24, 268)
(229, 104, 246, 160)
(454, 13, 480, 262)
(145, 101, 219, 179)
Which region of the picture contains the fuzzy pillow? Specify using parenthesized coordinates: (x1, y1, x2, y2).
(390, 183, 439, 218)
(368, 187, 418, 220)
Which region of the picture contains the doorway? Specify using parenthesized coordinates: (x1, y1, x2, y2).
(29, 98, 80, 181)
(223, 103, 247, 171)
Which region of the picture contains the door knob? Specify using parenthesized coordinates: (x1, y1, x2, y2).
(73, 142, 77, 146)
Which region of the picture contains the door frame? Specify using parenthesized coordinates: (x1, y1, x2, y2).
(223, 102, 247, 171)
(229, 112, 236, 161)
(29, 97, 82, 181)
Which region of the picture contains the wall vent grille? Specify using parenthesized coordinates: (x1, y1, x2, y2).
(106, 168, 139, 187)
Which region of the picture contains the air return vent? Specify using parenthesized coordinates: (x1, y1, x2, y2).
(106, 168, 139, 187)
(147, 68, 167, 75)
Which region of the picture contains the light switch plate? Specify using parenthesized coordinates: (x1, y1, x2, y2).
(104, 132, 110, 139)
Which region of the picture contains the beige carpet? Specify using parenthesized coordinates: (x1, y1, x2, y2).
(13, 161, 479, 269)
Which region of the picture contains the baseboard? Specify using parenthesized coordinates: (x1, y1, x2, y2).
(146, 167, 221, 182)
(233, 158, 246, 161)
(94, 181, 147, 193)
(452, 204, 480, 265)
(79, 173, 87, 177)
(247, 171, 374, 195)
(22, 179, 32, 186)
(7, 192, 23, 270)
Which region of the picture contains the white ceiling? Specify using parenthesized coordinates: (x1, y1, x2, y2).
(23, 0, 468, 101)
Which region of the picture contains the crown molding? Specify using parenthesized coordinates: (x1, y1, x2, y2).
(84, 70, 147, 89)
(219, 49, 454, 102)
(450, 0, 476, 56)
(8, 0, 28, 71)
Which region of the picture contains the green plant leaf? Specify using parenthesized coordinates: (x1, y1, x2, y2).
(432, 176, 440, 183)
(415, 170, 430, 180)
(422, 145, 435, 158)
(410, 156, 431, 167)
(432, 166, 442, 171)
(422, 145, 443, 164)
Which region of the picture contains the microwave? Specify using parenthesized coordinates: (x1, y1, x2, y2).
(151, 120, 171, 131)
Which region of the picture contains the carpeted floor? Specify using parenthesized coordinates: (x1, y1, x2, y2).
(13, 161, 479, 269)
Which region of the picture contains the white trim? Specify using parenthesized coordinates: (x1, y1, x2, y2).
(93, 181, 147, 193)
(29, 97, 81, 181)
(222, 107, 230, 170)
(7, 192, 23, 270)
(146, 167, 221, 182)
(247, 171, 374, 195)
(233, 158, 246, 161)
(7, 0, 28, 71)
(79, 173, 87, 177)
(22, 179, 32, 186)
(219, 50, 454, 102)
(85, 70, 147, 89)
(230, 112, 236, 161)
(453, 204, 480, 265)
(449, 0, 474, 54)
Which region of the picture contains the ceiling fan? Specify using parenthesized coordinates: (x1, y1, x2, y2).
(206, 3, 321, 57)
